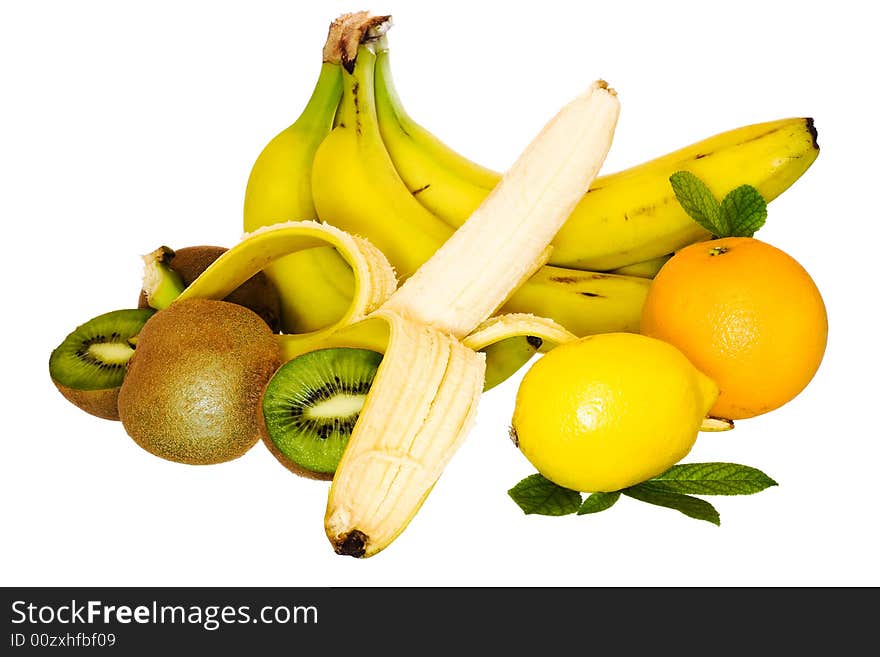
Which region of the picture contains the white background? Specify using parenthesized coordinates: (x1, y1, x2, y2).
(2, 0, 877, 587)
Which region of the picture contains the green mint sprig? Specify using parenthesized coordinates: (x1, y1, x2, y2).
(508, 462, 777, 526)
(669, 171, 768, 238)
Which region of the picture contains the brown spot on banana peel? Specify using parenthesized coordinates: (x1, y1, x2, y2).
(411, 184, 431, 195)
(737, 124, 792, 148)
(676, 119, 816, 161)
(580, 291, 603, 298)
(548, 274, 612, 284)
(334, 529, 369, 558)
(352, 81, 361, 135)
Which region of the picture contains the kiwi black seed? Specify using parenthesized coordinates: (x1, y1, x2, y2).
(137, 245, 282, 332)
(117, 298, 282, 465)
(49, 308, 156, 420)
(260, 348, 383, 480)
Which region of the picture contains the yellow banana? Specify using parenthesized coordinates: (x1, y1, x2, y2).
(501, 267, 651, 335)
(310, 48, 453, 280)
(373, 45, 819, 270)
(552, 117, 819, 270)
(242, 16, 350, 333)
(373, 47, 496, 223)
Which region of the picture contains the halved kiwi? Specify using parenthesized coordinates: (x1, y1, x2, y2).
(49, 308, 155, 420)
(260, 348, 383, 480)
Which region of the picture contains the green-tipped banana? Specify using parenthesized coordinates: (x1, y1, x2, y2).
(243, 60, 341, 227)
(373, 45, 819, 270)
(311, 46, 453, 280)
(374, 47, 496, 222)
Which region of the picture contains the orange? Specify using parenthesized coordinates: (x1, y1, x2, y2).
(640, 237, 827, 420)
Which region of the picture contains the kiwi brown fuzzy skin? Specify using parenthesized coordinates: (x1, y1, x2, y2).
(51, 382, 121, 421)
(256, 383, 334, 481)
(138, 245, 282, 332)
(118, 298, 282, 465)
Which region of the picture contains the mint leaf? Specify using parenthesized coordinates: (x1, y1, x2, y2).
(623, 485, 720, 525)
(719, 185, 767, 237)
(577, 491, 620, 515)
(669, 171, 724, 236)
(508, 474, 582, 516)
(644, 462, 778, 496)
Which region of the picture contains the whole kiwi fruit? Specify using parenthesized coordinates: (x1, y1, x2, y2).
(118, 298, 282, 465)
(138, 245, 282, 332)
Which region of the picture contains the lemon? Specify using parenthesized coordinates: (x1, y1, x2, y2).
(511, 333, 719, 492)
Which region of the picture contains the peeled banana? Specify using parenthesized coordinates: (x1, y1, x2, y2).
(325, 71, 619, 556)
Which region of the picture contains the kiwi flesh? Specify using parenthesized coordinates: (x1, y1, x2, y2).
(138, 245, 282, 332)
(117, 298, 282, 465)
(260, 348, 383, 480)
(49, 308, 156, 420)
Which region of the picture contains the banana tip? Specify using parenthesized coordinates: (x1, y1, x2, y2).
(805, 117, 819, 151)
(594, 79, 617, 97)
(334, 529, 369, 558)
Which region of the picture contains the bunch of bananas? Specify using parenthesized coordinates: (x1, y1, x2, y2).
(242, 12, 818, 394)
